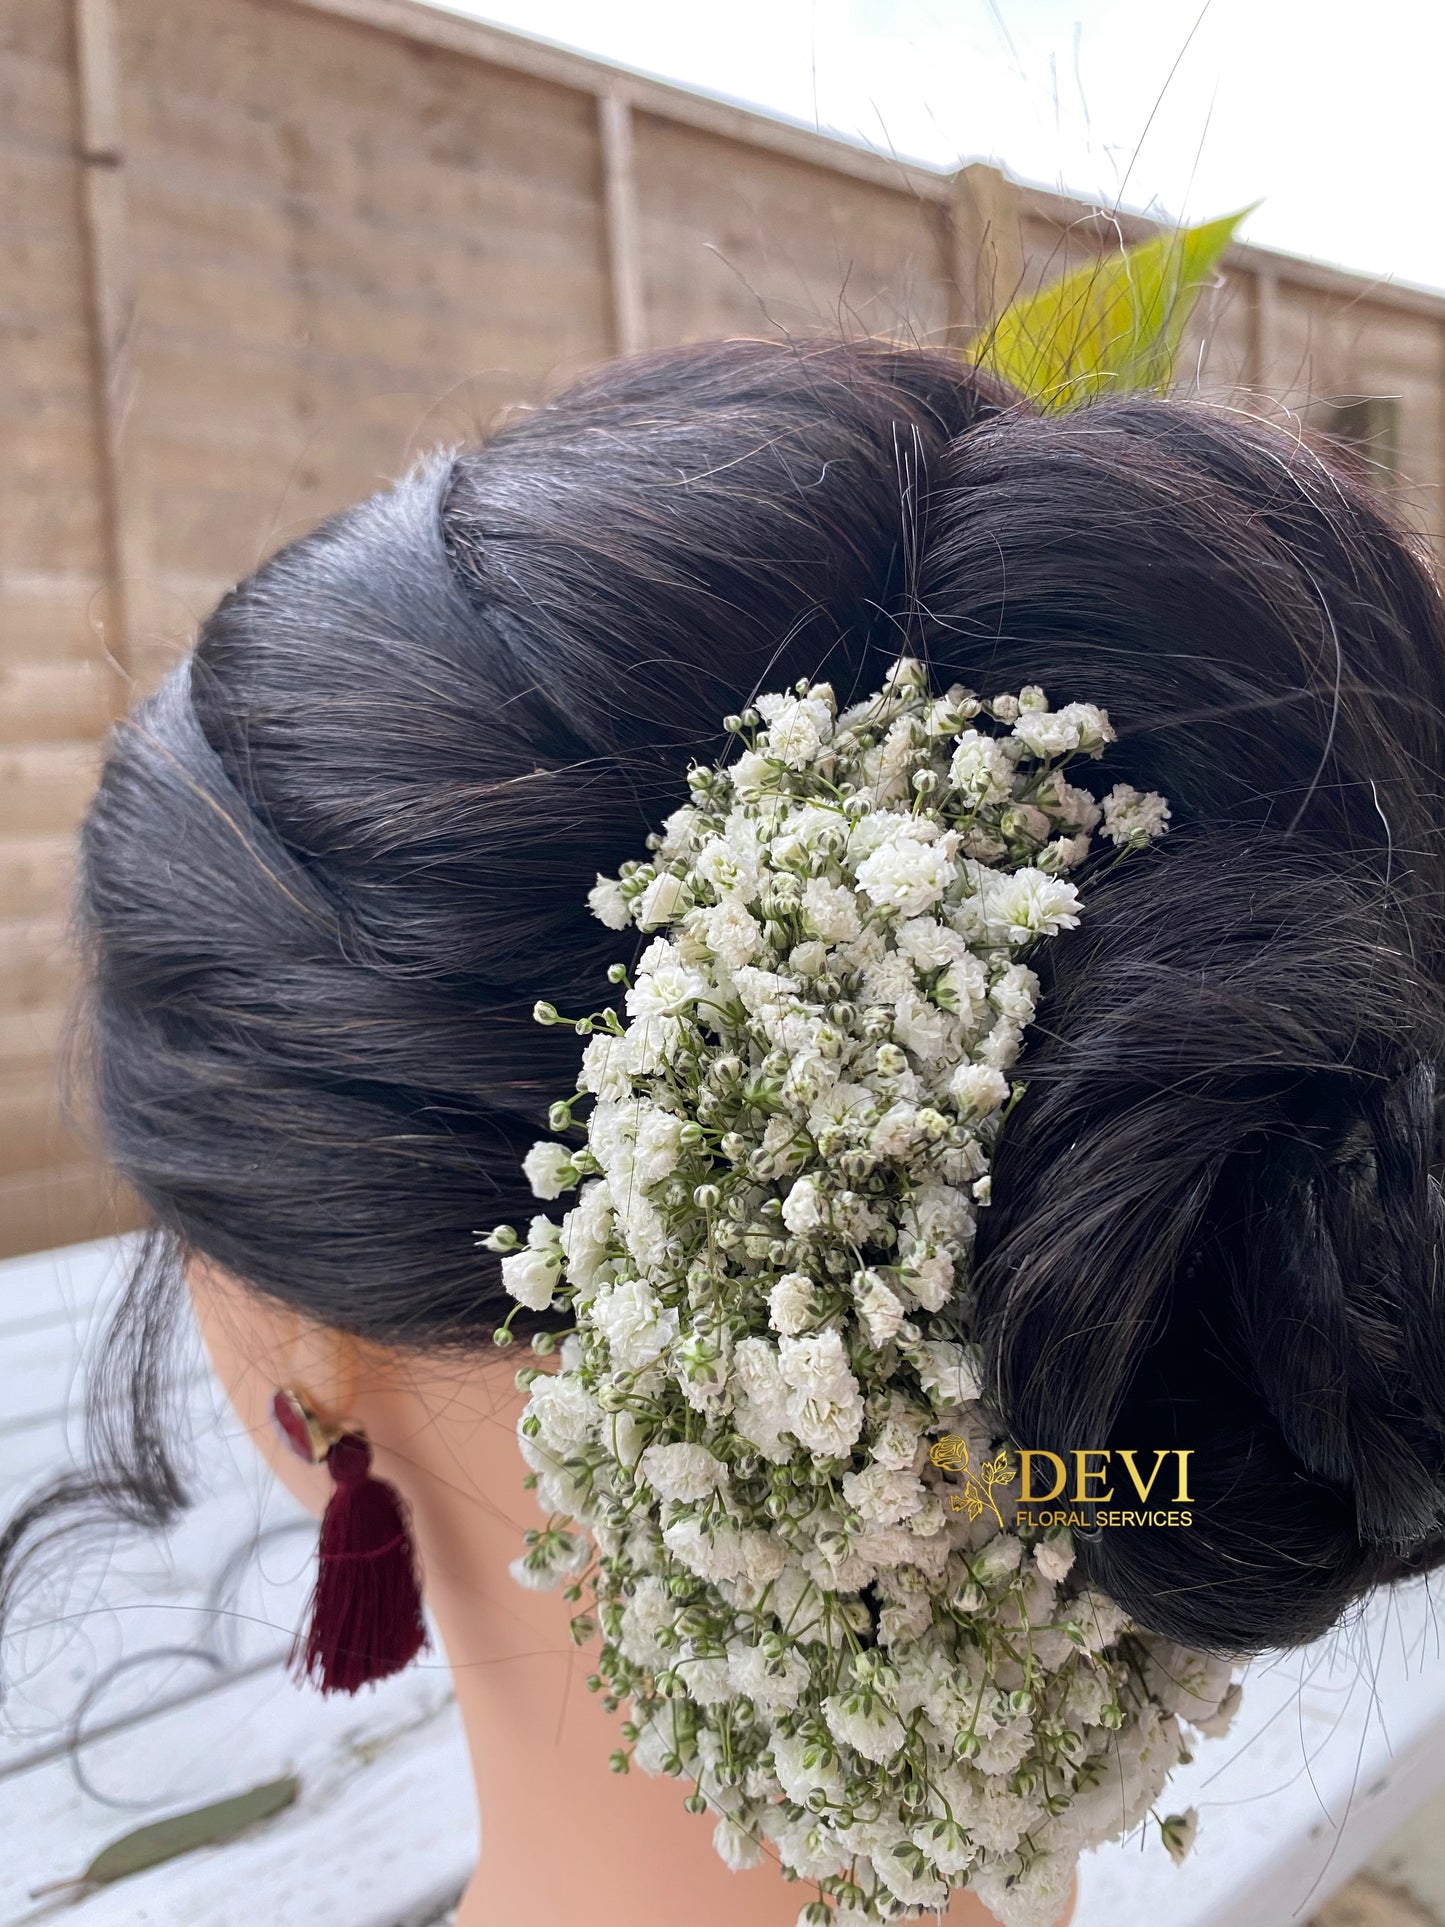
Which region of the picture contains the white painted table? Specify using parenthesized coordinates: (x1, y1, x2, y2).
(2, 1235, 1444, 1926)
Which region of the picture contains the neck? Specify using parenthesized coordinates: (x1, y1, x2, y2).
(389, 1352, 816, 1927)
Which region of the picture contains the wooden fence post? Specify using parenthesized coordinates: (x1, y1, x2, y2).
(598, 87, 646, 357)
(72, 0, 143, 716)
(1249, 266, 1279, 399)
(948, 162, 1025, 345)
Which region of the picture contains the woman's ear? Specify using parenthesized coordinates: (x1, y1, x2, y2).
(185, 1254, 361, 1519)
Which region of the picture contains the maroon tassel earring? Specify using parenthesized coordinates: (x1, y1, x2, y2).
(271, 1388, 430, 1695)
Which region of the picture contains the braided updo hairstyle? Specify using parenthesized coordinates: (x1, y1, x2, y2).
(7, 338, 1445, 1657)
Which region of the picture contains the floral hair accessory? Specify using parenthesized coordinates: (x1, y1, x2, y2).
(481, 659, 1239, 1926)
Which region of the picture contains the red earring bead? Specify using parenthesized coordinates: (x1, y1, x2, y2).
(271, 1387, 339, 1465)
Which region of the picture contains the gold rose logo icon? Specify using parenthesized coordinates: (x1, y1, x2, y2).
(929, 1433, 1014, 1529)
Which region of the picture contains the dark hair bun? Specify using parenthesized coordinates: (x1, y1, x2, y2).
(66, 339, 1445, 1654)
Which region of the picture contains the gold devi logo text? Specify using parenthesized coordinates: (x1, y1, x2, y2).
(927, 1437, 1195, 1529)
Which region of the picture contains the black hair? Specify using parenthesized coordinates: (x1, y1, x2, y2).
(5, 336, 1445, 1657)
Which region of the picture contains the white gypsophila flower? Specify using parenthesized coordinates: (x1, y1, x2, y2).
(912, 1339, 983, 1407)
(782, 1048, 834, 1111)
(960, 823, 1009, 864)
(991, 961, 1041, 1025)
(631, 1103, 684, 1186)
(1041, 768, 1105, 831)
(578, 1029, 630, 1101)
(935, 952, 991, 1030)
(854, 832, 957, 918)
(1192, 1680, 1244, 1738)
(640, 1440, 729, 1503)
(842, 1458, 926, 1525)
(1161, 1809, 1200, 1866)
(522, 1140, 577, 1200)
(1101, 781, 1172, 845)
(616, 1191, 670, 1271)
(692, 834, 758, 903)
(873, 1843, 950, 1911)
(731, 963, 796, 1023)
(895, 916, 970, 971)
(508, 1537, 587, 1591)
(787, 1384, 866, 1457)
(702, 896, 762, 969)
(983, 867, 1084, 944)
(636, 869, 690, 929)
(900, 1249, 955, 1313)
(1011, 704, 1086, 759)
(801, 875, 862, 941)
(767, 1271, 817, 1335)
(591, 1276, 679, 1370)
(500, 1217, 563, 1309)
(862, 949, 915, 1005)
(1034, 1533, 1075, 1584)
(676, 1654, 733, 1705)
(976, 1015, 1024, 1072)
(623, 1011, 682, 1078)
(558, 1179, 613, 1292)
(948, 729, 1015, 803)
(626, 938, 710, 1018)
(870, 1101, 920, 1158)
(776, 1813, 847, 1881)
(855, 1271, 907, 1347)
(1002, 801, 1054, 846)
(587, 873, 632, 929)
(949, 1061, 1011, 1117)
(525, 1371, 598, 1454)
(483, 663, 1228, 1924)
(729, 748, 779, 799)
(1140, 1639, 1237, 1727)
(619, 1573, 674, 1667)
(1049, 830, 1094, 870)
(892, 991, 953, 1064)
(1054, 700, 1115, 754)
(725, 1639, 811, 1716)
(823, 1691, 907, 1765)
(655, 804, 701, 862)
(972, 1851, 1076, 1927)
(904, 1180, 975, 1248)
(778, 1327, 855, 1400)
(711, 1815, 763, 1871)
(764, 693, 834, 768)
(780, 1173, 827, 1234)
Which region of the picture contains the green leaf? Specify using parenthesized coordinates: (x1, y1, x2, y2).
(33, 1775, 300, 1898)
(973, 204, 1258, 411)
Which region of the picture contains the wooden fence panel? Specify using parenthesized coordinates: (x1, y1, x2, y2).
(2, 0, 1444, 1258)
(633, 111, 952, 349)
(0, 0, 118, 1257)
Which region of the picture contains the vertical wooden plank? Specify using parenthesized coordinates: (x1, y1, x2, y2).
(71, 0, 143, 716)
(1250, 266, 1278, 398)
(948, 162, 1025, 342)
(598, 87, 646, 357)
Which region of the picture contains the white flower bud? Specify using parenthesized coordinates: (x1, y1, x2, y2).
(522, 1141, 578, 1200)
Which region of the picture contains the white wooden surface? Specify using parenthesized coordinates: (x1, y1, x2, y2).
(2, 1234, 1445, 1926)
(0, 1235, 475, 1927)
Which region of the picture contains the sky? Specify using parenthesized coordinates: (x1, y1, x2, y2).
(438, 0, 1445, 295)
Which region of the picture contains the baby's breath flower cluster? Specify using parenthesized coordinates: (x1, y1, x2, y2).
(482, 661, 1237, 1926)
